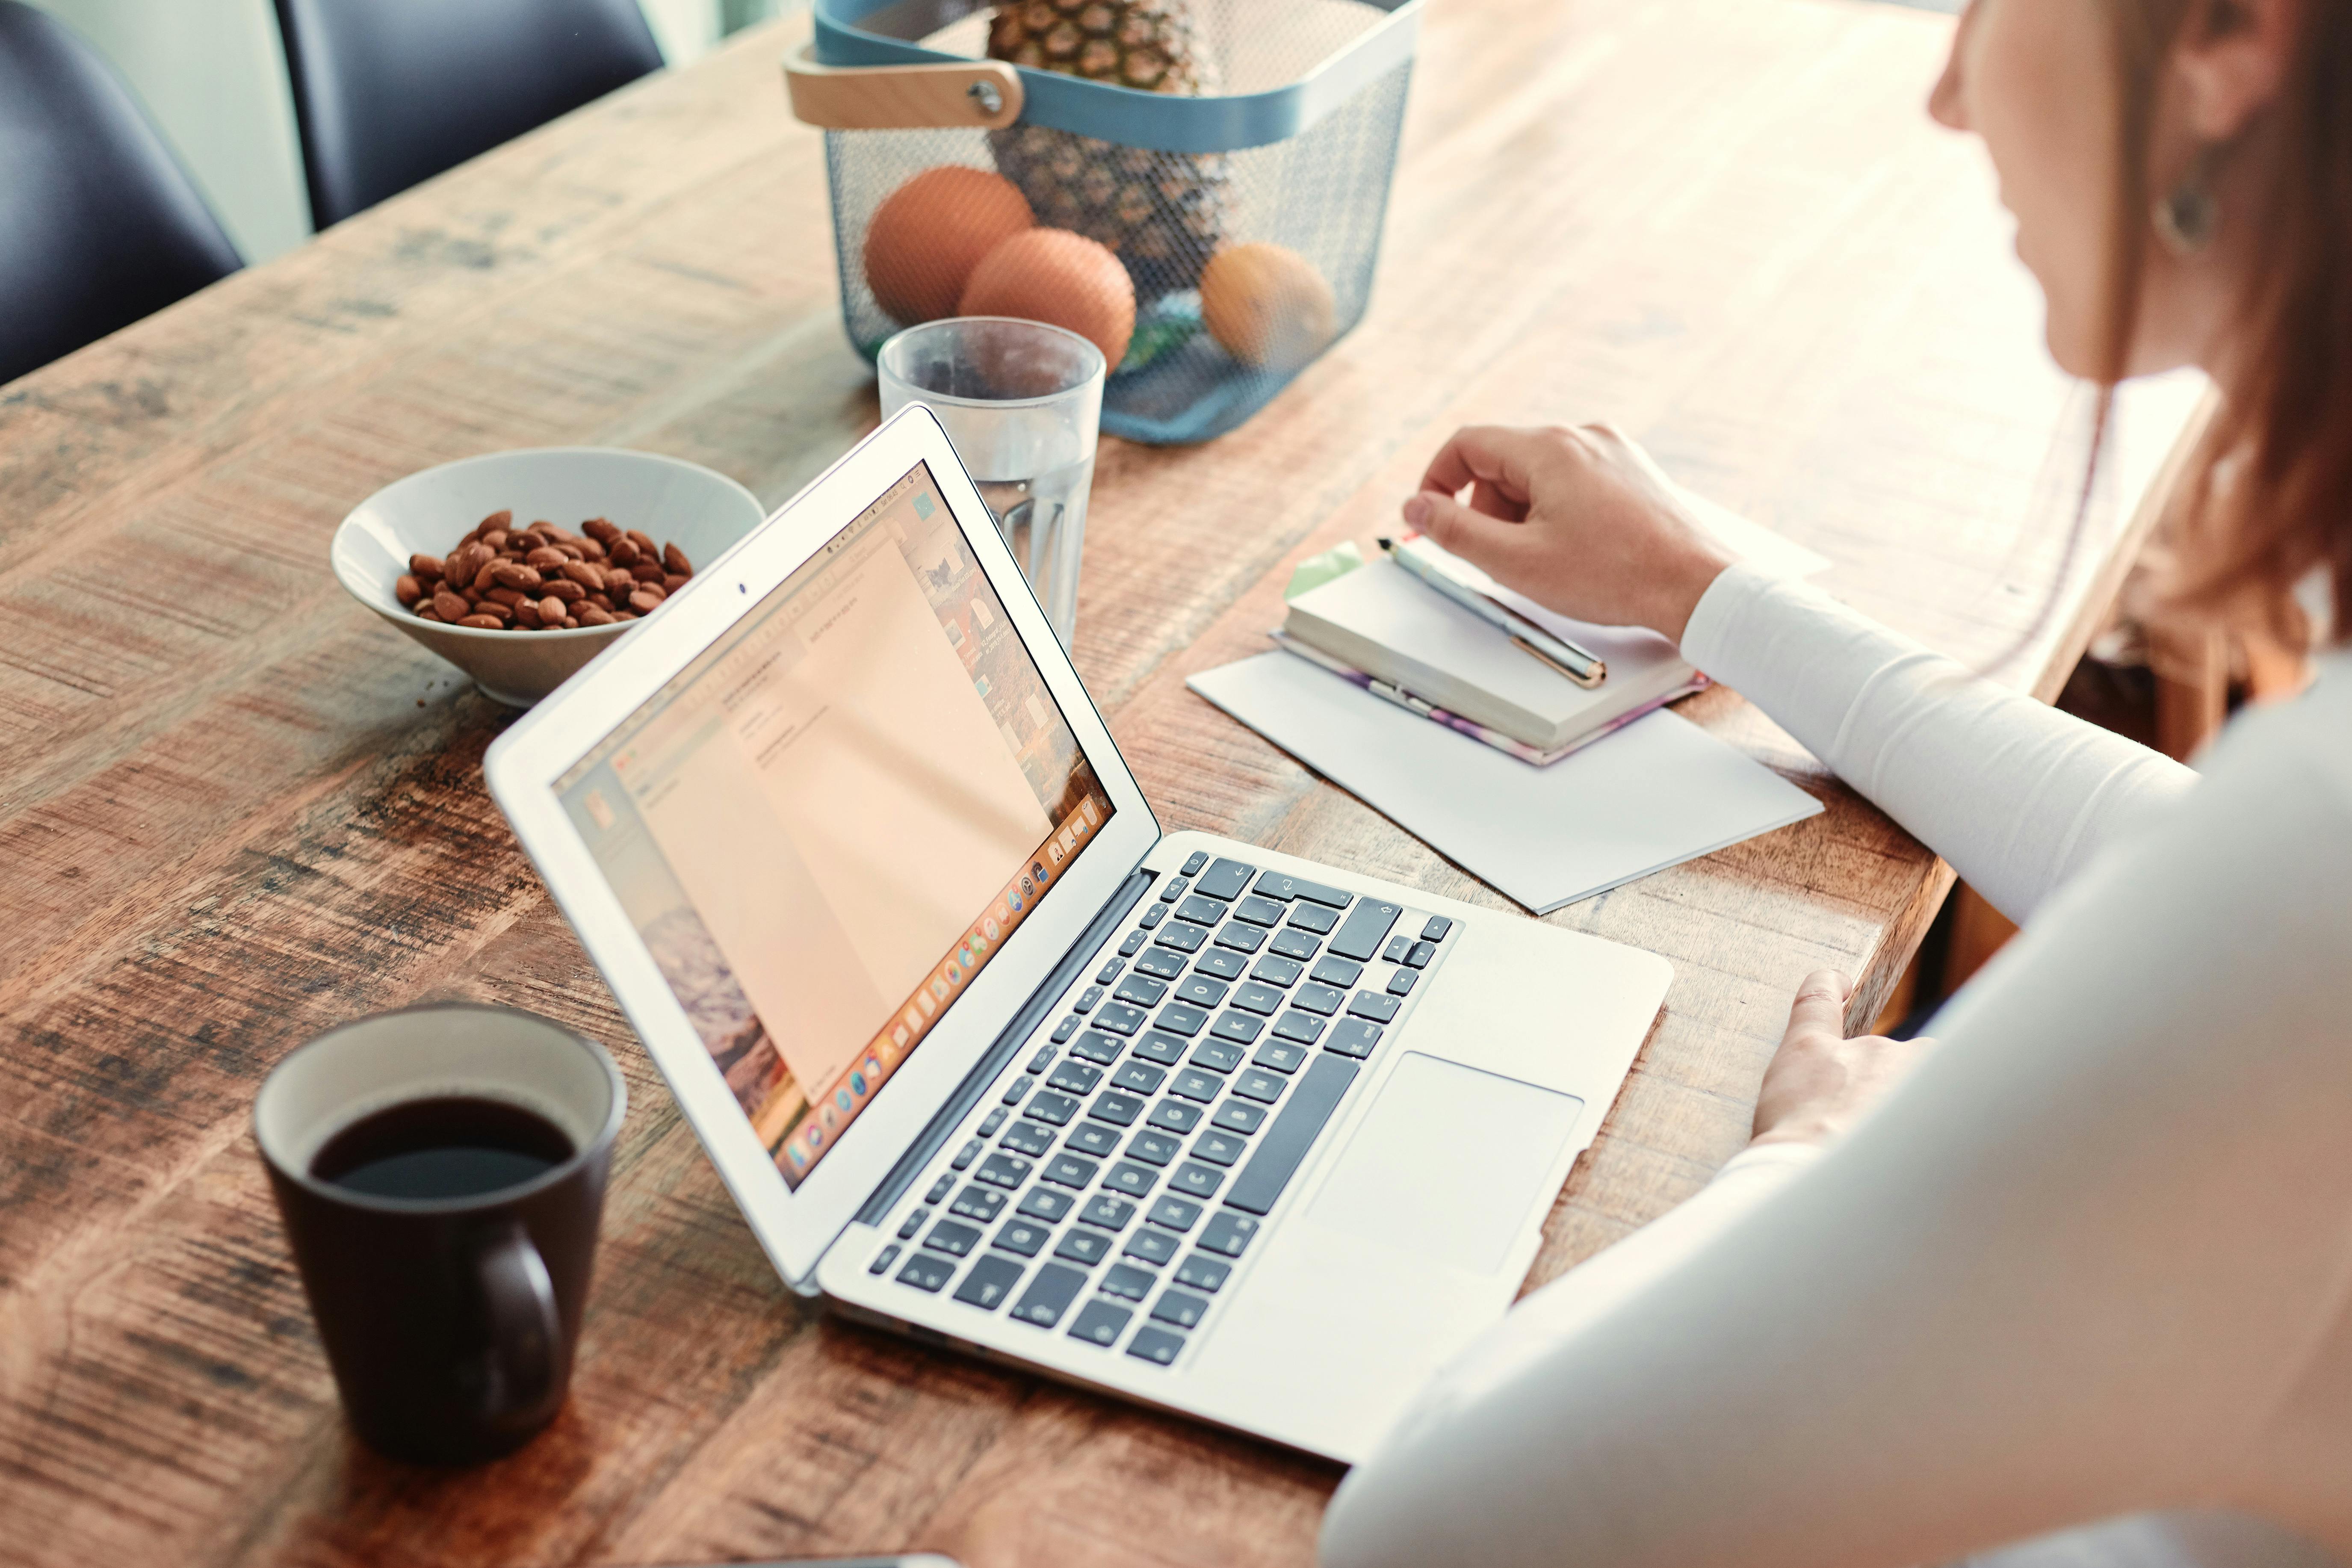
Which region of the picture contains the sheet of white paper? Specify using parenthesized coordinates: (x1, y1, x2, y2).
(1188, 653, 1824, 915)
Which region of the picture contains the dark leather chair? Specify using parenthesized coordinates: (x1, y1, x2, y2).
(275, 0, 665, 229)
(0, 1, 242, 387)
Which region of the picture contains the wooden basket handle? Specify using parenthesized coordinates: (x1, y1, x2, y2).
(783, 42, 1024, 130)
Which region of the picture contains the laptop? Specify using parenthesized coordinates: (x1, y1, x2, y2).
(484, 408, 1673, 1462)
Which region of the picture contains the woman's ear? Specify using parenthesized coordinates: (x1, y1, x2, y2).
(2174, 0, 2300, 142)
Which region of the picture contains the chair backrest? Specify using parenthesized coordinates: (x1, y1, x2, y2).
(275, 0, 665, 229)
(0, 1, 242, 387)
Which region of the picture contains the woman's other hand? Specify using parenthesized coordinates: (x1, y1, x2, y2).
(1750, 970, 1935, 1151)
(1401, 423, 1737, 643)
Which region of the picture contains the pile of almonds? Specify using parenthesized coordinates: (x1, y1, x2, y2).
(397, 511, 694, 631)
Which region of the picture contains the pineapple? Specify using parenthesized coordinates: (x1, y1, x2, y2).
(987, 0, 1232, 301)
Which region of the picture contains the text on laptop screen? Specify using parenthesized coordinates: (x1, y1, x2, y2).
(556, 462, 1113, 1186)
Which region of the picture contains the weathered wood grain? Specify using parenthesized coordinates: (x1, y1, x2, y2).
(0, 0, 2163, 1563)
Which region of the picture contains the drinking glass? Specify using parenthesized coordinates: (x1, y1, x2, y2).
(878, 317, 1105, 645)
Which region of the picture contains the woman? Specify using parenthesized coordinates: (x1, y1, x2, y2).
(1320, 1, 2352, 1565)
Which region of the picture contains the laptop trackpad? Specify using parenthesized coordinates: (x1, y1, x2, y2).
(1307, 1052, 1585, 1277)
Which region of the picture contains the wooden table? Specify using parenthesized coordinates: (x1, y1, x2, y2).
(0, 2, 2192, 1563)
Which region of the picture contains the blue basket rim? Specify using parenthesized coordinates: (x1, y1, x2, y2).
(812, 0, 1421, 155)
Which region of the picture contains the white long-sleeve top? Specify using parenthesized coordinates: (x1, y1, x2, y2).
(1321, 562, 2352, 1568)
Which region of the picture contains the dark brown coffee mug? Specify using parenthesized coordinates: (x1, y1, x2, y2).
(254, 1004, 625, 1465)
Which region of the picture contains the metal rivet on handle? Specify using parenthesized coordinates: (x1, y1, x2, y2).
(968, 79, 1004, 117)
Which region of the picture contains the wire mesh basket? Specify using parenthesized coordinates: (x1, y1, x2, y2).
(787, 0, 1420, 444)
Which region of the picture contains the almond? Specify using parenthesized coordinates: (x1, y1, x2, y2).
(543, 579, 585, 603)
(471, 561, 499, 593)
(514, 601, 543, 629)
(525, 546, 567, 570)
(576, 605, 615, 626)
(431, 588, 470, 621)
(477, 509, 514, 534)
(395, 574, 423, 605)
(582, 518, 621, 545)
(457, 614, 503, 629)
(491, 562, 542, 591)
(662, 543, 692, 575)
(632, 560, 665, 585)
(628, 588, 664, 615)
(409, 553, 444, 580)
(538, 595, 567, 622)
(560, 560, 603, 590)
(663, 573, 689, 594)
(625, 529, 657, 555)
(608, 537, 641, 567)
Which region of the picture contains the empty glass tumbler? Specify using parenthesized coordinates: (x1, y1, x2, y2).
(878, 317, 1104, 645)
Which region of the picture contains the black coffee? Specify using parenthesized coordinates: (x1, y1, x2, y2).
(313, 1096, 575, 1201)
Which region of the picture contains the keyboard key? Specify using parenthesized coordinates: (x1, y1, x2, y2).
(1029, 1046, 1058, 1075)
(1174, 974, 1229, 1008)
(1329, 899, 1404, 962)
(1113, 974, 1168, 1008)
(1270, 1012, 1324, 1047)
(1067, 1121, 1121, 1158)
(1000, 1120, 1055, 1158)
(1148, 1195, 1203, 1232)
(975, 1152, 1032, 1189)
(925, 1219, 981, 1257)
(1287, 903, 1340, 935)
(1125, 1226, 1180, 1264)
(993, 1218, 1051, 1257)
(1025, 1088, 1078, 1125)
(897, 1208, 930, 1240)
(1074, 986, 1102, 1013)
(1421, 915, 1454, 942)
(1096, 957, 1126, 985)
(1271, 927, 1323, 961)
(1151, 1288, 1209, 1329)
(1067, 1298, 1134, 1347)
(1154, 1002, 1209, 1037)
(1295, 982, 1346, 1016)
(951, 1185, 1008, 1223)
(1231, 981, 1285, 1016)
(1190, 1130, 1247, 1166)
(1176, 1254, 1232, 1293)
(1043, 1153, 1099, 1190)
(1194, 947, 1249, 980)
(1169, 1161, 1225, 1199)
(1127, 1326, 1185, 1366)
(869, 1243, 901, 1276)
(1111, 1060, 1167, 1095)
(1382, 934, 1414, 965)
(1001, 1077, 1032, 1107)
(896, 1252, 956, 1293)
(924, 1174, 954, 1205)
(979, 1107, 1008, 1137)
(951, 1139, 981, 1171)
(1234, 1069, 1286, 1104)
(1132, 1030, 1188, 1066)
(1386, 969, 1418, 998)
(1226, 1054, 1360, 1215)
(1139, 904, 1167, 929)
(1052, 1015, 1082, 1043)
(1103, 1161, 1158, 1198)
(1056, 1226, 1116, 1266)
(1233, 894, 1287, 927)
(1134, 946, 1186, 980)
(1048, 1060, 1103, 1096)
(1011, 1264, 1088, 1328)
(1170, 1067, 1223, 1102)
(1349, 990, 1402, 1023)
(1099, 1263, 1157, 1302)
(1118, 929, 1149, 957)
(1154, 920, 1209, 954)
(1310, 955, 1363, 989)
(1406, 939, 1436, 969)
(1210, 1010, 1264, 1044)
(1211, 1098, 1267, 1135)
(1253, 1039, 1310, 1074)
(1126, 1129, 1182, 1166)
(1212, 922, 1264, 954)
(1159, 876, 1190, 903)
(1326, 1018, 1383, 1060)
(1146, 1098, 1204, 1133)
(1188, 1039, 1245, 1073)
(1090, 1090, 1144, 1126)
(1176, 894, 1227, 927)
(954, 1254, 1025, 1310)
(1180, 850, 1209, 876)
(1017, 1187, 1075, 1223)
(1253, 871, 1353, 908)
(1194, 858, 1256, 900)
(1077, 1196, 1134, 1232)
(1199, 1210, 1262, 1258)
(1093, 1002, 1147, 1036)
(1069, 1030, 1123, 1066)
(1252, 954, 1305, 987)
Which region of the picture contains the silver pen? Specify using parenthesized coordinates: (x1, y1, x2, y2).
(1377, 537, 1607, 688)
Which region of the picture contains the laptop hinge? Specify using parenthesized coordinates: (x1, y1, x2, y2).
(851, 865, 1158, 1231)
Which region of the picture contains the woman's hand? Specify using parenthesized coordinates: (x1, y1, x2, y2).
(1750, 970, 1935, 1151)
(1402, 423, 1737, 643)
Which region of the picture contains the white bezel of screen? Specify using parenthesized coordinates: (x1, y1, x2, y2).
(484, 407, 1160, 1290)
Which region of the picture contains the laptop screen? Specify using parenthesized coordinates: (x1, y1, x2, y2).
(555, 461, 1114, 1187)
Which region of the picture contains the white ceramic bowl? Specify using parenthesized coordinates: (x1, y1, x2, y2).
(331, 448, 766, 706)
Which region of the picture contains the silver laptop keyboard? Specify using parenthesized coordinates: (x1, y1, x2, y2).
(863, 853, 1452, 1370)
